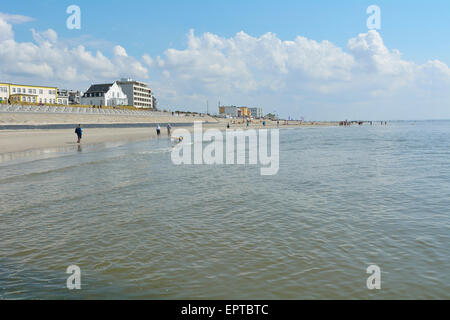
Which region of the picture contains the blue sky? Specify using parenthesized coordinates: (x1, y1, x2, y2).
(6, 0, 450, 64)
(1, 0, 450, 119)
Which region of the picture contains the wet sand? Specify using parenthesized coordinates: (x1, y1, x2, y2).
(0, 112, 337, 157)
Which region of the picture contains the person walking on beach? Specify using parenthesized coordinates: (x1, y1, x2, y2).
(156, 124, 161, 136)
(75, 124, 83, 144)
(167, 123, 172, 136)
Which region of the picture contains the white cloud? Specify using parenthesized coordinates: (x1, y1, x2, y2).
(0, 16, 14, 42)
(0, 15, 148, 89)
(1, 11, 450, 119)
(0, 13, 34, 24)
(142, 54, 153, 67)
(145, 29, 450, 119)
(113, 45, 128, 57)
(31, 28, 58, 44)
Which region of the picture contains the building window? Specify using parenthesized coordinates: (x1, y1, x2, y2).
(39, 89, 43, 94)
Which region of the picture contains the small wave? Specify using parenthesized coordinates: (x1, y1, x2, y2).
(138, 148, 173, 155)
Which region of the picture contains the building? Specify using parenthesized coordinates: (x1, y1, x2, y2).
(152, 96, 158, 110)
(57, 89, 69, 105)
(219, 105, 238, 117)
(249, 107, 263, 119)
(238, 106, 251, 117)
(81, 82, 128, 107)
(68, 90, 82, 105)
(0, 83, 8, 103)
(117, 78, 153, 109)
(0, 82, 58, 104)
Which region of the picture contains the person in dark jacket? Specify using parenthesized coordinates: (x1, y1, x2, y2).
(75, 124, 83, 144)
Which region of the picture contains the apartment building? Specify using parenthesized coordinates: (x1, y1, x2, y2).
(238, 106, 251, 117)
(117, 78, 153, 109)
(249, 107, 264, 119)
(219, 106, 238, 117)
(0, 83, 58, 104)
(0, 83, 8, 103)
(57, 89, 70, 105)
(219, 105, 254, 118)
(68, 90, 82, 105)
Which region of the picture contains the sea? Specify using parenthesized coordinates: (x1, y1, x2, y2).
(0, 120, 449, 299)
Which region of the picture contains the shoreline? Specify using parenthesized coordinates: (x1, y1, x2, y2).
(0, 113, 338, 162)
(0, 123, 310, 160)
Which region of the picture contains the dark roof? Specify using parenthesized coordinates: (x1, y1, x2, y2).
(85, 83, 113, 94)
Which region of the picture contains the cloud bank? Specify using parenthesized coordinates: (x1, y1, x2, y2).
(0, 15, 148, 88)
(151, 29, 450, 119)
(1, 13, 450, 119)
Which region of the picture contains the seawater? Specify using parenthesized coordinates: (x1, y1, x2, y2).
(0, 121, 449, 299)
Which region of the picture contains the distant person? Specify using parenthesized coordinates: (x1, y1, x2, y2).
(156, 124, 161, 136)
(167, 123, 172, 136)
(227, 123, 230, 129)
(75, 124, 83, 144)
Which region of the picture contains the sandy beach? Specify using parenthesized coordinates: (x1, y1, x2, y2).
(0, 112, 337, 160)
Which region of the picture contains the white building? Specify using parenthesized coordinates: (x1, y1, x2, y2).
(81, 82, 128, 107)
(0, 82, 58, 104)
(57, 89, 69, 105)
(249, 107, 263, 119)
(0, 83, 8, 103)
(117, 78, 153, 109)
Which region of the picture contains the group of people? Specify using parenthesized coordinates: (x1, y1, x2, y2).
(339, 120, 389, 126)
(156, 123, 172, 137)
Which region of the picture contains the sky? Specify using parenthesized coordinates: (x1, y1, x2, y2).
(1, 0, 450, 120)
